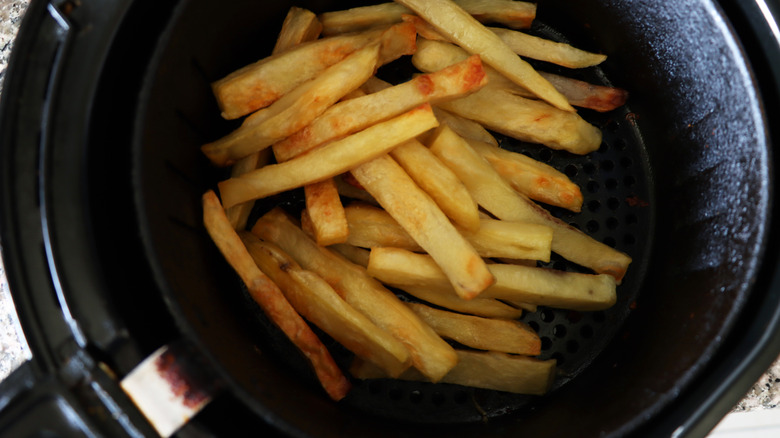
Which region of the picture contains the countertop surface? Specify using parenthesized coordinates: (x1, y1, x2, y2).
(1, 0, 779, 435)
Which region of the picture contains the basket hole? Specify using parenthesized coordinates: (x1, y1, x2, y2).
(624, 175, 636, 187)
(587, 200, 601, 212)
(541, 336, 552, 351)
(551, 352, 565, 365)
(586, 181, 600, 193)
(553, 325, 567, 338)
(565, 164, 578, 177)
(607, 197, 620, 210)
(613, 138, 627, 150)
(528, 321, 540, 332)
(540, 309, 555, 322)
(600, 160, 614, 172)
(409, 390, 423, 404)
(580, 325, 594, 339)
(538, 149, 553, 162)
(603, 236, 617, 247)
(586, 220, 600, 233)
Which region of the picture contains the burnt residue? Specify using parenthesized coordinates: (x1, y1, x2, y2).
(154, 342, 218, 409)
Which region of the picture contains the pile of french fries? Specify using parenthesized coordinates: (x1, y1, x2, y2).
(201, 0, 632, 402)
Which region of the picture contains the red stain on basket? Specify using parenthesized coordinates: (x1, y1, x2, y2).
(155, 349, 209, 409)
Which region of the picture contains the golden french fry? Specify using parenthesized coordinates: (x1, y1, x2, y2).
(390, 139, 480, 231)
(218, 104, 439, 209)
(468, 139, 583, 212)
(440, 86, 602, 154)
(344, 202, 421, 251)
(272, 7, 323, 55)
(396, 0, 572, 112)
(414, 38, 626, 113)
(240, 233, 411, 377)
(328, 243, 371, 268)
(489, 27, 607, 68)
(272, 55, 487, 162)
(406, 302, 541, 355)
(428, 125, 631, 281)
(368, 247, 617, 311)
(302, 178, 349, 246)
(431, 106, 498, 146)
(319, 0, 535, 36)
(252, 208, 458, 382)
(204, 43, 382, 167)
(224, 148, 272, 230)
(201, 190, 350, 400)
(344, 203, 552, 261)
(351, 154, 494, 300)
(350, 350, 556, 395)
(212, 27, 385, 120)
(396, 285, 524, 319)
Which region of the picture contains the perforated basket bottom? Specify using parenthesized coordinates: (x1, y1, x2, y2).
(237, 21, 653, 425)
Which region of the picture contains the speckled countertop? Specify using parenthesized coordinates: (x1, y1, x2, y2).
(0, 0, 779, 433)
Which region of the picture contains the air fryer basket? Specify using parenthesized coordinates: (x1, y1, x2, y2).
(133, 0, 772, 436)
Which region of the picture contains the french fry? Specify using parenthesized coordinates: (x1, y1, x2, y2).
(344, 203, 553, 261)
(272, 55, 488, 162)
(396, 0, 572, 112)
(344, 202, 421, 251)
(201, 190, 350, 400)
(368, 247, 617, 311)
(538, 72, 629, 113)
(328, 243, 371, 268)
(431, 106, 498, 146)
(204, 43, 382, 167)
(301, 178, 349, 246)
(252, 208, 458, 382)
(334, 173, 378, 204)
(428, 125, 631, 281)
(272, 7, 323, 55)
(350, 154, 495, 300)
(468, 139, 584, 212)
(439, 86, 602, 154)
(414, 38, 626, 113)
(319, 0, 535, 36)
(224, 148, 272, 230)
(212, 27, 385, 120)
(489, 27, 607, 69)
(240, 233, 411, 377)
(396, 285, 524, 319)
(406, 302, 541, 355)
(390, 139, 480, 231)
(350, 350, 557, 395)
(218, 104, 439, 209)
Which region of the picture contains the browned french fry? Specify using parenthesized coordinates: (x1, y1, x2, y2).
(396, 0, 572, 111)
(302, 179, 349, 246)
(368, 247, 617, 311)
(344, 203, 552, 262)
(489, 27, 607, 68)
(204, 43, 382, 167)
(319, 0, 535, 36)
(428, 125, 631, 281)
(328, 243, 371, 268)
(272, 55, 487, 162)
(406, 302, 541, 355)
(201, 190, 350, 400)
(251, 208, 458, 382)
(390, 139, 480, 231)
(350, 154, 494, 300)
(218, 104, 439, 209)
(212, 27, 385, 120)
(468, 139, 584, 212)
(240, 233, 411, 377)
(414, 38, 626, 113)
(538, 72, 629, 113)
(396, 285, 524, 319)
(272, 7, 323, 54)
(350, 350, 556, 395)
